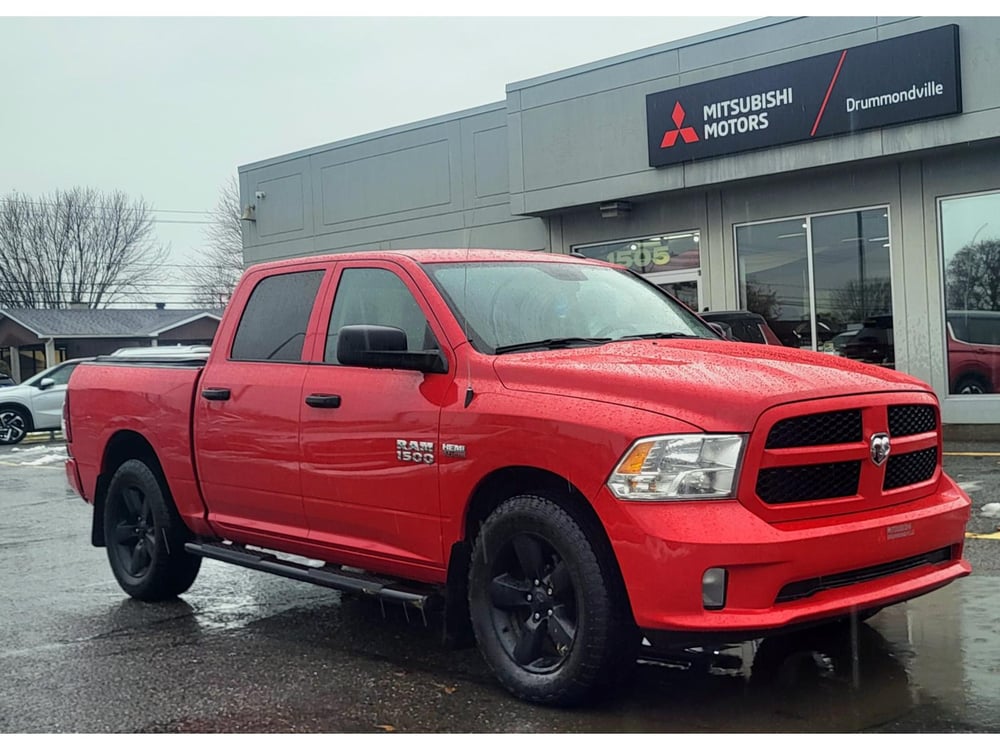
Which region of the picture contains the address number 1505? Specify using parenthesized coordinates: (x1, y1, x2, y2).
(606, 247, 671, 269)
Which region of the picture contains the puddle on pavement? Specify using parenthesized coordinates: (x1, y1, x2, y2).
(115, 567, 1000, 732)
(571, 575, 1000, 732)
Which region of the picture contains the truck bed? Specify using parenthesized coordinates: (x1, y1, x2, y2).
(68, 356, 211, 536)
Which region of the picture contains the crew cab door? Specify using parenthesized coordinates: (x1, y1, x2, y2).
(299, 261, 454, 569)
(194, 263, 329, 540)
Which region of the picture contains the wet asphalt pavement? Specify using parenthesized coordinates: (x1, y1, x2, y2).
(1, 436, 998, 733)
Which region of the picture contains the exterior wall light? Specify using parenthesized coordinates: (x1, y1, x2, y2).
(600, 201, 632, 219)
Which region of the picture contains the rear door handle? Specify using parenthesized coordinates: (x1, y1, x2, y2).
(201, 387, 231, 401)
(305, 393, 342, 409)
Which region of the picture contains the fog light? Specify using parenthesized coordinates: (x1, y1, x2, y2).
(702, 567, 728, 610)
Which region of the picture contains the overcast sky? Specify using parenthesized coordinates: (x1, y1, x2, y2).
(1, 14, 759, 306)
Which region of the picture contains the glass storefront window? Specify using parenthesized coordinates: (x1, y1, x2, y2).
(940, 192, 1000, 395)
(812, 209, 892, 363)
(735, 218, 809, 348)
(736, 208, 893, 366)
(572, 231, 702, 310)
(572, 231, 700, 274)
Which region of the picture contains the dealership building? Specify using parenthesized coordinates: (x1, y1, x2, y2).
(238, 16, 1000, 427)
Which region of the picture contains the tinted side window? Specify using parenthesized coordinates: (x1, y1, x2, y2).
(967, 316, 1000, 346)
(325, 268, 436, 364)
(231, 271, 324, 362)
(733, 319, 765, 344)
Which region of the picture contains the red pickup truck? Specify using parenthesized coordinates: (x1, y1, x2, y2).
(65, 249, 971, 706)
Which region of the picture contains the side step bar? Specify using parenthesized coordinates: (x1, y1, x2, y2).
(185, 541, 443, 618)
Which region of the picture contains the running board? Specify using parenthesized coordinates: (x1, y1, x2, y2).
(185, 541, 443, 617)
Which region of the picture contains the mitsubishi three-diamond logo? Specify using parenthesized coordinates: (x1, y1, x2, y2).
(659, 102, 700, 148)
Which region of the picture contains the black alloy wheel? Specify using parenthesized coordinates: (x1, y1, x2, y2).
(103, 459, 201, 601)
(109, 483, 157, 581)
(468, 494, 636, 706)
(485, 532, 578, 674)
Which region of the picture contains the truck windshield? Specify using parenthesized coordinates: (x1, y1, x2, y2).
(424, 261, 716, 354)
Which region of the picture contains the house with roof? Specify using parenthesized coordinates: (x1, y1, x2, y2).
(0, 306, 222, 383)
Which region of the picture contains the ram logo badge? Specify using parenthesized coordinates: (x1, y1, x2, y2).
(396, 439, 435, 464)
(870, 433, 891, 467)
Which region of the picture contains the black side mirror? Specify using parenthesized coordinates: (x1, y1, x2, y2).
(336, 325, 447, 374)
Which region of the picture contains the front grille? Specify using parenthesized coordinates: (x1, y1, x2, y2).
(775, 546, 952, 603)
(756, 460, 861, 504)
(765, 409, 863, 449)
(888, 405, 937, 437)
(883, 447, 938, 490)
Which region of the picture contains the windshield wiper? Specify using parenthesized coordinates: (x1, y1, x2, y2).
(616, 332, 706, 341)
(494, 337, 612, 355)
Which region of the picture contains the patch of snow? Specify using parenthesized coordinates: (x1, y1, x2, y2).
(958, 481, 982, 494)
(980, 502, 1000, 519)
(23, 452, 67, 466)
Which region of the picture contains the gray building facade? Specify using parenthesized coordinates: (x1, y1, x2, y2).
(239, 16, 1000, 426)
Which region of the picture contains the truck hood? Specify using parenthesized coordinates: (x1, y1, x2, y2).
(492, 339, 931, 432)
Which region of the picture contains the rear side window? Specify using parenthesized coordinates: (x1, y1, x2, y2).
(231, 270, 324, 361)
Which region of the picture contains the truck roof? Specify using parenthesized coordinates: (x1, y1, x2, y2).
(245, 248, 606, 273)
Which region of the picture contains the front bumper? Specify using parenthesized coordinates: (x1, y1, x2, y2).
(602, 472, 971, 634)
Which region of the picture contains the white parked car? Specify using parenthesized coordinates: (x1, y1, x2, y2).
(0, 358, 91, 445)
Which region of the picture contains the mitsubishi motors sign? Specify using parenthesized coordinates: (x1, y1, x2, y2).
(646, 25, 961, 167)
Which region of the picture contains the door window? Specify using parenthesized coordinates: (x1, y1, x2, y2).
(324, 268, 437, 364)
(43, 361, 79, 386)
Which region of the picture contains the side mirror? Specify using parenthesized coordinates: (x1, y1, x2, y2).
(38, 377, 56, 390)
(336, 325, 447, 374)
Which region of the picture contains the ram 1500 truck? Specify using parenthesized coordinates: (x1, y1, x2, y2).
(65, 249, 972, 706)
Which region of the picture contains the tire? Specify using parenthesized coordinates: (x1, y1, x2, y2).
(0, 405, 30, 445)
(468, 493, 636, 706)
(954, 374, 990, 395)
(103, 458, 201, 601)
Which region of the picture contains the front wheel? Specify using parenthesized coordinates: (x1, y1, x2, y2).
(0, 406, 29, 445)
(468, 494, 635, 706)
(104, 458, 201, 601)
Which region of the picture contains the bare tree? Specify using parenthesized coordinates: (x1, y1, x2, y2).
(830, 279, 892, 323)
(0, 187, 167, 308)
(743, 281, 782, 321)
(946, 239, 1000, 311)
(183, 176, 245, 307)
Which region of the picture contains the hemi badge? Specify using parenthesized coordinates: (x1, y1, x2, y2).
(442, 443, 467, 458)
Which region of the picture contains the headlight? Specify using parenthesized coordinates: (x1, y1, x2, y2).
(607, 434, 746, 501)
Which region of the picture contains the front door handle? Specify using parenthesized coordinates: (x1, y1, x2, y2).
(305, 393, 342, 409)
(201, 387, 231, 401)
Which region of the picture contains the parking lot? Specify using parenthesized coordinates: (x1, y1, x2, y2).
(1, 434, 998, 732)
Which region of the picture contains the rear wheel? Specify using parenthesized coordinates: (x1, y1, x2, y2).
(0, 405, 30, 445)
(468, 493, 636, 706)
(104, 458, 201, 601)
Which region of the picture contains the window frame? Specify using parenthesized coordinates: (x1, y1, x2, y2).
(312, 260, 449, 370)
(227, 267, 328, 364)
(937, 187, 1000, 397)
(733, 204, 894, 355)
